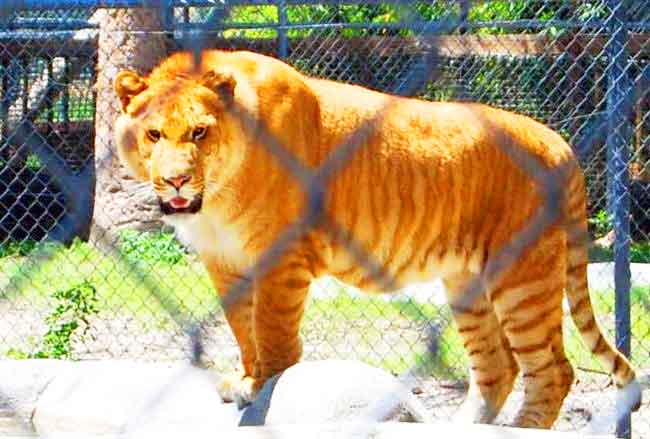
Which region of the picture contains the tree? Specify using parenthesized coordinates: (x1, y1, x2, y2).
(91, 8, 170, 244)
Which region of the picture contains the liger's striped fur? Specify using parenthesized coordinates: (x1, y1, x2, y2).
(113, 50, 641, 429)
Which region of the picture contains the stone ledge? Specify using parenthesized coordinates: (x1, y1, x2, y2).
(0, 359, 429, 437)
(0, 421, 613, 439)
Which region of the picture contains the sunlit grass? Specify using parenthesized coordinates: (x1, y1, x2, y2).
(0, 237, 220, 325)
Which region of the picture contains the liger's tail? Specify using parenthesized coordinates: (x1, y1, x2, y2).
(563, 165, 641, 431)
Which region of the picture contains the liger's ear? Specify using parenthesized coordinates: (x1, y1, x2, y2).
(114, 70, 148, 112)
(201, 70, 236, 105)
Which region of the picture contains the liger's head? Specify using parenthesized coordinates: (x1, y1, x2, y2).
(113, 66, 245, 216)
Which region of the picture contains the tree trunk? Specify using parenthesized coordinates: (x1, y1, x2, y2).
(91, 8, 170, 243)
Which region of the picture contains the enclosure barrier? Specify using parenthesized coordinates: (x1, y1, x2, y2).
(0, 1, 649, 437)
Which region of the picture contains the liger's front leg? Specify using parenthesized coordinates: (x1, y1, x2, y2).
(202, 259, 259, 404)
(252, 254, 313, 394)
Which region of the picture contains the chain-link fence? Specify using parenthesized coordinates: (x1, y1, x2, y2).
(1, 0, 649, 437)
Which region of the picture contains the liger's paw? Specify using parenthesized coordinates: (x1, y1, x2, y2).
(217, 372, 261, 409)
(453, 395, 499, 425)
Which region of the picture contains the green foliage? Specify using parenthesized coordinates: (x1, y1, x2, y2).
(223, 0, 567, 38)
(118, 229, 187, 266)
(6, 281, 99, 359)
(587, 212, 650, 263)
(287, 4, 331, 28)
(5, 348, 30, 359)
(37, 282, 99, 359)
(32, 92, 95, 124)
(66, 98, 95, 122)
(469, 0, 530, 22)
(590, 240, 650, 264)
(590, 241, 650, 264)
(224, 3, 409, 39)
(575, 2, 608, 20)
(0, 240, 38, 258)
(468, 0, 560, 35)
(413, 2, 453, 21)
(630, 242, 650, 264)
(25, 154, 43, 171)
(335, 4, 402, 37)
(589, 209, 613, 238)
(421, 82, 458, 101)
(224, 5, 278, 39)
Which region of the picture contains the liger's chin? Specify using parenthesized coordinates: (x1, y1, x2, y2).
(158, 195, 203, 215)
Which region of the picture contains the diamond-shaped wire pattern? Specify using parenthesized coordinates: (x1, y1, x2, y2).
(1, 0, 649, 437)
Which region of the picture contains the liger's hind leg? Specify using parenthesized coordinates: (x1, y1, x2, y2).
(444, 273, 519, 424)
(550, 318, 575, 403)
(489, 237, 567, 429)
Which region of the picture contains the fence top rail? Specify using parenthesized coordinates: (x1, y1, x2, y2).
(4, 0, 450, 9)
(4, 4, 650, 35)
(0, 0, 648, 19)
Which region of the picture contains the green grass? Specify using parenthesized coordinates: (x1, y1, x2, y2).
(0, 233, 220, 327)
(303, 289, 466, 379)
(1, 230, 649, 377)
(566, 285, 650, 370)
(304, 280, 650, 378)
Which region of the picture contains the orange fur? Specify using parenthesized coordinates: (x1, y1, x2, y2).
(113, 50, 640, 428)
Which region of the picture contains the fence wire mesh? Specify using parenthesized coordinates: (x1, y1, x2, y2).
(0, 0, 649, 437)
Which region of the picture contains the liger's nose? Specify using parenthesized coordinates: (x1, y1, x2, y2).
(164, 174, 191, 190)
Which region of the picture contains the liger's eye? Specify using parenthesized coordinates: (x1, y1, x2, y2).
(192, 126, 207, 141)
(147, 129, 161, 142)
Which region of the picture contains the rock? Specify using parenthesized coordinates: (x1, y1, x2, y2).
(0, 410, 37, 437)
(0, 359, 70, 428)
(7, 359, 429, 438)
(31, 360, 240, 436)
(240, 359, 431, 426)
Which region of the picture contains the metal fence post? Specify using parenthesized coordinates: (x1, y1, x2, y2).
(1, 66, 8, 146)
(61, 57, 70, 127)
(160, 0, 173, 34)
(458, 0, 469, 34)
(605, 0, 633, 437)
(0, 15, 4, 145)
(47, 59, 53, 126)
(277, 0, 288, 58)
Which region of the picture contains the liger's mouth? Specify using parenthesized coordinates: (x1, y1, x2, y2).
(159, 196, 203, 215)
